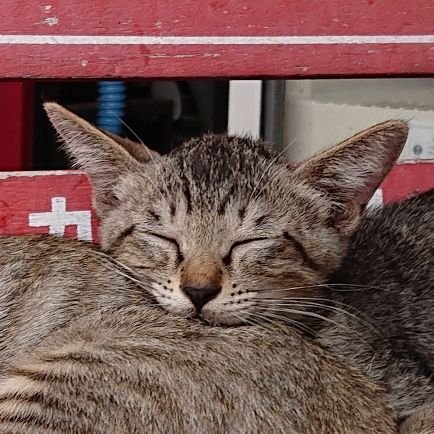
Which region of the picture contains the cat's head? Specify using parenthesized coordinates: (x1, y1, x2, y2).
(45, 103, 408, 326)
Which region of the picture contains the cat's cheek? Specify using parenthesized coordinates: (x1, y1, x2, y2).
(201, 292, 255, 326)
(155, 290, 196, 318)
(142, 276, 190, 320)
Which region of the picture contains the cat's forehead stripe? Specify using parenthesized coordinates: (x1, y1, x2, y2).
(238, 207, 247, 222)
(148, 210, 161, 222)
(169, 202, 176, 218)
(180, 172, 192, 214)
(217, 184, 236, 216)
(164, 134, 284, 212)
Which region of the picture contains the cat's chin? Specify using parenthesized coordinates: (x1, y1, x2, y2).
(185, 314, 233, 329)
(200, 308, 246, 327)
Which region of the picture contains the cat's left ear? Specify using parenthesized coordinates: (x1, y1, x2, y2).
(293, 120, 408, 235)
(44, 102, 159, 217)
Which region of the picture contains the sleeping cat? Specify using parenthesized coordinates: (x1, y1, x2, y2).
(0, 103, 399, 432)
(40, 102, 434, 432)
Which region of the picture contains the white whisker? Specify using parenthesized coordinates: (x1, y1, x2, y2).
(254, 299, 379, 337)
(93, 251, 158, 296)
(116, 116, 158, 167)
(249, 310, 314, 336)
(254, 282, 390, 293)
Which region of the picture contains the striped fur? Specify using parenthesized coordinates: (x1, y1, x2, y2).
(0, 102, 416, 432)
(0, 306, 398, 433)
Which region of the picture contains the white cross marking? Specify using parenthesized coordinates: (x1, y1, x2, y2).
(28, 197, 93, 241)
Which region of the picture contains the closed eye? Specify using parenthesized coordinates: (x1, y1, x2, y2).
(223, 237, 270, 266)
(147, 232, 184, 263)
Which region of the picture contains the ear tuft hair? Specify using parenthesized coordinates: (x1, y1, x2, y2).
(44, 102, 155, 217)
(294, 120, 409, 233)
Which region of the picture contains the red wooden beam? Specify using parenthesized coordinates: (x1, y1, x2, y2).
(0, 0, 432, 79)
(0, 81, 33, 170)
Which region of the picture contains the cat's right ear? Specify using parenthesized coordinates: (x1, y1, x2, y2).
(293, 120, 408, 235)
(44, 102, 158, 217)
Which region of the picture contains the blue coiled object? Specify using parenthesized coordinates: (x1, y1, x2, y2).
(96, 81, 126, 135)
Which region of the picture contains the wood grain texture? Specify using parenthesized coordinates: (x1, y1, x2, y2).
(0, 0, 432, 78)
(1, 0, 433, 36)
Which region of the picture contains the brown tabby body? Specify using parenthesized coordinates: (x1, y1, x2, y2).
(0, 237, 396, 433)
(0, 280, 395, 434)
(0, 102, 424, 432)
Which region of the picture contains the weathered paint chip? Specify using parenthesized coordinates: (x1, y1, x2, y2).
(42, 16, 59, 26)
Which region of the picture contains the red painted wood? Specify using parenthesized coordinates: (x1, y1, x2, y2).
(0, 0, 432, 78)
(0, 172, 99, 242)
(0, 82, 33, 170)
(381, 161, 434, 203)
(0, 44, 433, 79)
(1, 0, 433, 36)
(0, 164, 432, 241)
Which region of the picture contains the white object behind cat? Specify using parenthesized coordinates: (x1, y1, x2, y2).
(228, 80, 262, 138)
(283, 79, 434, 162)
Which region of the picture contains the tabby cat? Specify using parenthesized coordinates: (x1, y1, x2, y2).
(0, 101, 425, 432)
